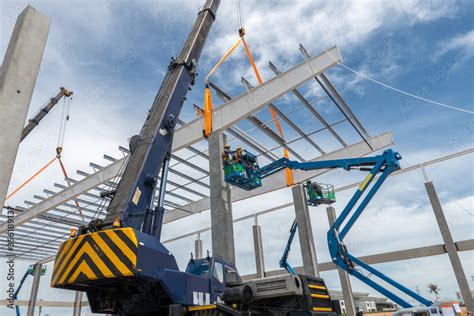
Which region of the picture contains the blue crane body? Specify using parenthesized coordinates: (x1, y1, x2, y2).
(224, 148, 433, 308)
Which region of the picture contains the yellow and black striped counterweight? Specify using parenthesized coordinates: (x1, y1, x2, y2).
(51, 227, 138, 288)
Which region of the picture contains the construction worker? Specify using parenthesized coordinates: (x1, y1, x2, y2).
(233, 147, 243, 163)
(222, 144, 232, 166)
(312, 182, 323, 198)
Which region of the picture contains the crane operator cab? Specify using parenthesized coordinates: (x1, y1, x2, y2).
(185, 254, 253, 306)
(222, 144, 262, 190)
(304, 181, 336, 206)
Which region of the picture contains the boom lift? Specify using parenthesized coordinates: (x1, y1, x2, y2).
(223, 147, 433, 308)
(51, 1, 335, 315)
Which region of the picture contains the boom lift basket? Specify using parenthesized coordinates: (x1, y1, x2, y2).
(304, 181, 336, 206)
(223, 150, 262, 190)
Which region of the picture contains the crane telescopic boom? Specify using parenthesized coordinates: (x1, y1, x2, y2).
(104, 1, 220, 237)
(21, 87, 72, 141)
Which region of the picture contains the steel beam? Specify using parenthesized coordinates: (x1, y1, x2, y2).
(0, 157, 127, 233)
(209, 80, 305, 161)
(268, 61, 346, 149)
(241, 76, 325, 155)
(173, 45, 341, 152)
(0, 6, 51, 210)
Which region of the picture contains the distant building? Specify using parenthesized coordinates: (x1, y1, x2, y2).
(330, 290, 398, 314)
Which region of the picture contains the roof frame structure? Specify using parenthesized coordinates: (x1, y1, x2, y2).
(0, 44, 390, 263)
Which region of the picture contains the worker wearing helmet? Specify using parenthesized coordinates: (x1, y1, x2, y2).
(233, 147, 243, 163)
(222, 144, 232, 166)
(312, 182, 323, 198)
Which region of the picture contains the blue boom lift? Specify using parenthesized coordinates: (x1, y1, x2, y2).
(51, 1, 337, 315)
(223, 147, 433, 308)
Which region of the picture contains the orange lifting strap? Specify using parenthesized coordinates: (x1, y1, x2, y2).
(203, 37, 243, 138)
(5, 156, 58, 201)
(203, 84, 213, 137)
(240, 32, 294, 186)
(5, 151, 85, 221)
(201, 28, 293, 186)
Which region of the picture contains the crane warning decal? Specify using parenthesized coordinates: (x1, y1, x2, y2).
(132, 187, 142, 205)
(51, 228, 138, 288)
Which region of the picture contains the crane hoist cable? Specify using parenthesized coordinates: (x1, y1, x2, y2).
(55, 95, 85, 221)
(239, 28, 294, 186)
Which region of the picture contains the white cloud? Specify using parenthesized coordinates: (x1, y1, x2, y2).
(433, 29, 474, 67)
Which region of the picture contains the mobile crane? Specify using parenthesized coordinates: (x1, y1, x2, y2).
(51, 1, 336, 315)
(223, 147, 433, 308)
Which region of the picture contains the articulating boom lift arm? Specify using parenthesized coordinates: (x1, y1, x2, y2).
(230, 149, 432, 308)
(279, 219, 298, 274)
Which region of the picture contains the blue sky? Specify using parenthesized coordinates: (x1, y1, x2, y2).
(0, 0, 473, 315)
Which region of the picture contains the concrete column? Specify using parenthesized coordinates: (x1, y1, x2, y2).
(292, 184, 319, 277)
(0, 6, 51, 210)
(73, 291, 82, 316)
(209, 131, 235, 263)
(195, 233, 203, 259)
(327, 206, 356, 316)
(425, 181, 474, 310)
(26, 263, 42, 316)
(252, 216, 265, 278)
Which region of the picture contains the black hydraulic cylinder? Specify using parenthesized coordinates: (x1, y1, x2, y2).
(222, 284, 253, 305)
(21, 87, 72, 141)
(105, 0, 220, 232)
